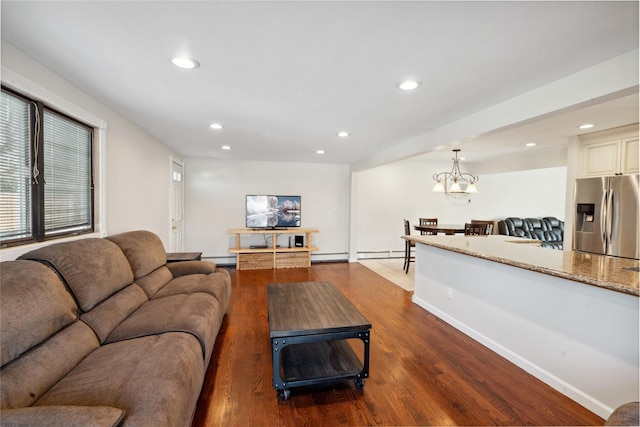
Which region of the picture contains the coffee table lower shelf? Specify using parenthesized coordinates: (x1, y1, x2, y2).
(271, 331, 370, 400)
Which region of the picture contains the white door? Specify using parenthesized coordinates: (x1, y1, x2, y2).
(170, 158, 184, 252)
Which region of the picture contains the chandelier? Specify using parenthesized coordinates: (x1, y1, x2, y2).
(432, 149, 478, 194)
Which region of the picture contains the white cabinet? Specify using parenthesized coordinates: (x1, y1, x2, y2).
(621, 136, 639, 174)
(580, 124, 639, 177)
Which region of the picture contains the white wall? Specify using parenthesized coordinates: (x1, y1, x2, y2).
(354, 158, 567, 255)
(183, 158, 350, 263)
(1, 41, 180, 256)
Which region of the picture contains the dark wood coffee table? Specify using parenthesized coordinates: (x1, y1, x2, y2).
(267, 281, 371, 400)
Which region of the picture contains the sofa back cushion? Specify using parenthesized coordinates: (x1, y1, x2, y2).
(2, 321, 100, 409)
(524, 218, 548, 241)
(1, 260, 100, 409)
(543, 216, 564, 242)
(1, 260, 78, 367)
(106, 230, 166, 280)
(19, 238, 134, 312)
(81, 283, 149, 343)
(499, 217, 532, 238)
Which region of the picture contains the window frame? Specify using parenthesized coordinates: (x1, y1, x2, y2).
(1, 85, 96, 248)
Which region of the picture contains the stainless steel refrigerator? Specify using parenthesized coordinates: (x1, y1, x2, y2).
(573, 174, 639, 260)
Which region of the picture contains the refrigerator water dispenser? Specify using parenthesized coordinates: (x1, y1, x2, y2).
(576, 203, 595, 231)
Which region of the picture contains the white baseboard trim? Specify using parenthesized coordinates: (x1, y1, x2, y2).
(411, 294, 613, 419)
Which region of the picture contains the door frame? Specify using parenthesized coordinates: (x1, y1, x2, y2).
(169, 156, 185, 252)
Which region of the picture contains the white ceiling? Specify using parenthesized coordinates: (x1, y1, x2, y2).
(1, 1, 638, 168)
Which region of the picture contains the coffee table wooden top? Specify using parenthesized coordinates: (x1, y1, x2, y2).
(267, 281, 371, 339)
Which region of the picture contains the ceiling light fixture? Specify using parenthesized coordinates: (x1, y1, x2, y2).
(221, 145, 231, 150)
(526, 142, 537, 147)
(316, 150, 325, 155)
(432, 149, 478, 194)
(171, 57, 200, 69)
(337, 131, 349, 138)
(209, 123, 223, 130)
(398, 80, 420, 91)
(579, 123, 594, 129)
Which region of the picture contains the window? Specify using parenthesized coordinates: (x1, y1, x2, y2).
(0, 87, 94, 247)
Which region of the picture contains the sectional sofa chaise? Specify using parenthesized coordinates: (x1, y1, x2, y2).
(0, 230, 231, 426)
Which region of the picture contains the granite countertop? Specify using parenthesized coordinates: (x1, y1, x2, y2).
(404, 234, 639, 297)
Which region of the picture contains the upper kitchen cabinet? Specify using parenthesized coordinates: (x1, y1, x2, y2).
(580, 124, 639, 177)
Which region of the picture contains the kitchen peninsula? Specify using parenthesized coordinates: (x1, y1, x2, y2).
(404, 234, 639, 419)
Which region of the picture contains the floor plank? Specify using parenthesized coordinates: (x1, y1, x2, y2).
(192, 262, 604, 426)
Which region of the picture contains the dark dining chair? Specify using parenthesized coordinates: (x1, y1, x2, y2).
(403, 219, 415, 273)
(470, 219, 494, 235)
(464, 222, 489, 236)
(419, 217, 438, 235)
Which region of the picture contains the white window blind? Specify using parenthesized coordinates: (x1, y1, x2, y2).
(0, 91, 32, 241)
(1, 88, 94, 246)
(43, 110, 92, 236)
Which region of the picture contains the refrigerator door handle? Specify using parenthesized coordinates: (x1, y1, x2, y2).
(608, 189, 614, 245)
(601, 189, 609, 246)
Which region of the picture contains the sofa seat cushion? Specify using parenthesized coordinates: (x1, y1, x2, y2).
(34, 333, 205, 427)
(105, 293, 222, 363)
(18, 239, 134, 312)
(153, 271, 231, 310)
(1, 260, 78, 367)
(1, 405, 125, 427)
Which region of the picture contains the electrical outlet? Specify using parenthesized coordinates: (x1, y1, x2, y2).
(447, 287, 453, 300)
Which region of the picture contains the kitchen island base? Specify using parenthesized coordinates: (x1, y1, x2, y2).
(410, 238, 638, 420)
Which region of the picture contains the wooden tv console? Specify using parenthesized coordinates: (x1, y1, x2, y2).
(227, 228, 318, 270)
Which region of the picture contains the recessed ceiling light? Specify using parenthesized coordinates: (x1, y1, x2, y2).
(526, 142, 537, 147)
(209, 123, 223, 130)
(171, 57, 200, 69)
(316, 150, 325, 155)
(221, 145, 231, 150)
(398, 80, 420, 91)
(337, 131, 349, 138)
(579, 123, 594, 129)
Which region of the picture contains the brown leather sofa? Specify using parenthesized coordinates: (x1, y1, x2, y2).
(1, 230, 231, 426)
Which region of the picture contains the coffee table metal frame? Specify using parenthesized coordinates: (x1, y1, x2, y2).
(268, 281, 371, 401)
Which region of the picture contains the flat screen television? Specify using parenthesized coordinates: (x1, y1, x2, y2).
(246, 195, 301, 229)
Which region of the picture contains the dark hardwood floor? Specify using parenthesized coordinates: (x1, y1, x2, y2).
(192, 262, 604, 426)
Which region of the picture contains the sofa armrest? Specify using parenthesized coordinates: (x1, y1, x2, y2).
(1, 406, 125, 427)
(166, 260, 218, 278)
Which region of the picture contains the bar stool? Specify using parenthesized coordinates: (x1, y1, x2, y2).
(403, 219, 414, 273)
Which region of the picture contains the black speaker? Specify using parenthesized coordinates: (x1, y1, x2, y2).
(294, 235, 304, 247)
